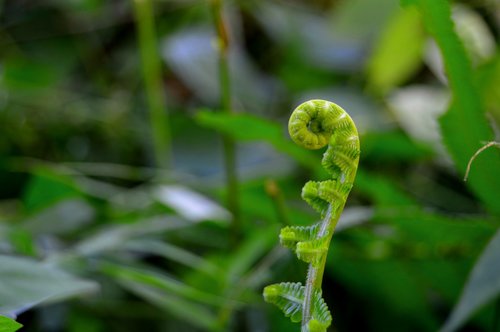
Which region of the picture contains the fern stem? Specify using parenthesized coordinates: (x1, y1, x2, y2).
(264, 100, 359, 331)
(133, 0, 172, 168)
(302, 203, 339, 329)
(210, 0, 240, 242)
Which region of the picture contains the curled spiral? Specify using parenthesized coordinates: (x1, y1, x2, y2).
(264, 99, 360, 331)
(289, 99, 360, 214)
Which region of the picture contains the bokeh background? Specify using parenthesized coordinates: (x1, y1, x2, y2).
(1, 0, 500, 331)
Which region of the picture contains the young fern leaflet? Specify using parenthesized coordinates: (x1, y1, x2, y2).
(263, 100, 360, 332)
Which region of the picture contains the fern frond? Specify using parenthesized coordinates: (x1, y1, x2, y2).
(306, 289, 333, 332)
(280, 224, 330, 266)
(302, 180, 352, 217)
(264, 99, 359, 331)
(323, 142, 360, 179)
(279, 223, 322, 251)
(296, 234, 330, 267)
(263, 282, 332, 331)
(263, 282, 304, 323)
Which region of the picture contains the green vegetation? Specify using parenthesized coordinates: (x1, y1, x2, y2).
(264, 100, 360, 332)
(0, 0, 499, 331)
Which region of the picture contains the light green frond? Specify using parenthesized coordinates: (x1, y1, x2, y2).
(263, 282, 332, 330)
(306, 290, 333, 332)
(264, 99, 359, 331)
(301, 180, 352, 217)
(279, 223, 321, 251)
(263, 282, 304, 323)
(322, 142, 360, 179)
(296, 234, 330, 267)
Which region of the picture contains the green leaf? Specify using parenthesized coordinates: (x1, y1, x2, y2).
(416, 0, 500, 215)
(441, 229, 500, 332)
(0, 316, 22, 332)
(367, 6, 424, 94)
(114, 276, 217, 330)
(263, 282, 332, 331)
(124, 239, 220, 277)
(195, 111, 319, 170)
(22, 198, 95, 235)
(224, 224, 278, 283)
(73, 216, 188, 255)
(355, 169, 416, 206)
(0, 255, 98, 316)
(23, 168, 82, 214)
(400, 0, 417, 7)
(100, 262, 225, 307)
(361, 130, 433, 162)
(477, 54, 500, 124)
(101, 261, 220, 330)
(2, 58, 58, 91)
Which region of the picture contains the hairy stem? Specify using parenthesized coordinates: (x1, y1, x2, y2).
(133, 0, 172, 168)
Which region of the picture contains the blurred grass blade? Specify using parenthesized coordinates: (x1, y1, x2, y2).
(101, 262, 220, 330)
(224, 224, 278, 283)
(119, 280, 217, 330)
(23, 168, 82, 214)
(367, 6, 424, 94)
(125, 239, 221, 277)
(441, 229, 500, 332)
(414, 0, 500, 214)
(153, 185, 230, 223)
(74, 216, 187, 255)
(0, 316, 22, 332)
(210, 0, 241, 242)
(195, 111, 318, 170)
(133, 0, 171, 168)
(100, 262, 226, 307)
(22, 199, 95, 235)
(0, 255, 98, 316)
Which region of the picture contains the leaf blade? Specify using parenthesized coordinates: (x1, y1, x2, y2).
(0, 255, 98, 316)
(263, 282, 332, 330)
(416, 0, 500, 214)
(441, 229, 500, 332)
(0, 316, 22, 332)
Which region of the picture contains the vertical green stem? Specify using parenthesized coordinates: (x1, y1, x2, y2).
(133, 0, 172, 168)
(301, 207, 333, 331)
(302, 168, 358, 330)
(211, 0, 240, 241)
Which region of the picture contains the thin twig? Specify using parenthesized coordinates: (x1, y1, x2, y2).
(464, 142, 500, 181)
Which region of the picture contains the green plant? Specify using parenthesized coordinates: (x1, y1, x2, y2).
(210, 0, 241, 241)
(263, 100, 360, 331)
(132, 0, 172, 168)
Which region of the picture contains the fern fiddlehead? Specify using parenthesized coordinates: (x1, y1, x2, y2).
(263, 100, 360, 332)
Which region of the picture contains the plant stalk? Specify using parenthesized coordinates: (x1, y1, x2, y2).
(133, 0, 172, 168)
(211, 0, 240, 241)
(301, 206, 334, 331)
(301, 167, 358, 330)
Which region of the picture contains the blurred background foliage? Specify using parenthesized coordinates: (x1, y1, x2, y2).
(0, 0, 500, 331)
